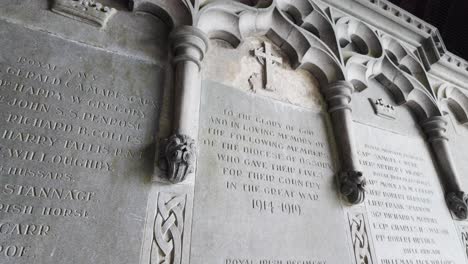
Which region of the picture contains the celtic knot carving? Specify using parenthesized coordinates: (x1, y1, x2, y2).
(348, 212, 373, 264)
(461, 227, 468, 258)
(151, 192, 187, 264)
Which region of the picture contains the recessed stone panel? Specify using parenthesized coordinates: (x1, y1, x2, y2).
(191, 80, 352, 264)
(0, 20, 162, 263)
(353, 122, 466, 264)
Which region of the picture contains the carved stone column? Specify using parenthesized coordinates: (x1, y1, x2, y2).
(421, 116, 468, 219)
(160, 26, 209, 183)
(324, 81, 365, 205)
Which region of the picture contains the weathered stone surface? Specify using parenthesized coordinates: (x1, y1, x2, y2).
(203, 37, 323, 111)
(354, 122, 466, 264)
(191, 81, 352, 264)
(3, 0, 468, 263)
(0, 18, 163, 263)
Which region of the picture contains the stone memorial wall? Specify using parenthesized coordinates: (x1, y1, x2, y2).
(192, 81, 349, 263)
(2, 0, 468, 264)
(0, 3, 166, 263)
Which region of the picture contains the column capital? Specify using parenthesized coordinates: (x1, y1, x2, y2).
(170, 26, 210, 71)
(420, 116, 448, 143)
(323, 81, 354, 113)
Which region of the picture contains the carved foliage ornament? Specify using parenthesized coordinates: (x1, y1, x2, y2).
(151, 192, 187, 264)
(341, 171, 366, 205)
(160, 134, 197, 184)
(447, 191, 468, 220)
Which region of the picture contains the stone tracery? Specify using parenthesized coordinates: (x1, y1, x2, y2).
(137, 0, 468, 216)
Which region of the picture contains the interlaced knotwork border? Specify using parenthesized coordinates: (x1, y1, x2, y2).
(348, 212, 373, 264)
(151, 192, 187, 264)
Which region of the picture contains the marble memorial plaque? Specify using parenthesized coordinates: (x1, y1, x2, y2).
(0, 20, 162, 263)
(191, 81, 352, 264)
(355, 122, 466, 264)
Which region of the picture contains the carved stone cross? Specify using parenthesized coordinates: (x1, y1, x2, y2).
(254, 42, 282, 91)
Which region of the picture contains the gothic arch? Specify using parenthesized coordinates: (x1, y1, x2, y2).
(336, 18, 467, 218)
(193, 1, 368, 204)
(130, 0, 192, 28)
(335, 17, 442, 122)
(335, 17, 383, 91)
(437, 84, 468, 125)
(368, 55, 442, 121)
(196, 0, 345, 87)
(336, 17, 383, 61)
(380, 36, 432, 95)
(154, 0, 468, 215)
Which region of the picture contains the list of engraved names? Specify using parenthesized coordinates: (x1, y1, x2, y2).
(357, 125, 465, 264)
(0, 49, 158, 260)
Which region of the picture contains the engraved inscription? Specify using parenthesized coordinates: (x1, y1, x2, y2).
(202, 107, 329, 216)
(356, 125, 466, 264)
(192, 82, 351, 264)
(0, 21, 161, 263)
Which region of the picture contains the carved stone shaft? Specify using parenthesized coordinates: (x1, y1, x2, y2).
(170, 26, 209, 136)
(324, 81, 365, 205)
(421, 116, 467, 219)
(159, 26, 209, 183)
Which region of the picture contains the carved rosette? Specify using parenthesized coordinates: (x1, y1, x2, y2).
(151, 192, 187, 264)
(324, 81, 366, 205)
(421, 116, 468, 220)
(161, 134, 197, 183)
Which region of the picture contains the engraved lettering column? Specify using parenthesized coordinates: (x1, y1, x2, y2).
(324, 81, 365, 204)
(421, 116, 468, 219)
(160, 26, 209, 183)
